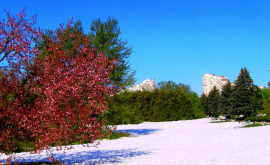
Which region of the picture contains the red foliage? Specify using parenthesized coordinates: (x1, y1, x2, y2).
(0, 8, 115, 159)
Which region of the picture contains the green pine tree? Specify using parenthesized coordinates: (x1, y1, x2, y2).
(89, 17, 136, 90)
(200, 93, 208, 115)
(230, 68, 257, 117)
(220, 81, 233, 119)
(207, 86, 220, 117)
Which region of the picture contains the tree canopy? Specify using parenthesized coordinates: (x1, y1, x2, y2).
(89, 17, 136, 90)
(157, 80, 192, 96)
(0, 9, 115, 163)
(207, 86, 220, 117)
(229, 68, 261, 117)
(220, 81, 233, 117)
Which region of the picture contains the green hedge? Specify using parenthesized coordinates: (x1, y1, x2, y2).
(245, 115, 270, 122)
(106, 90, 205, 125)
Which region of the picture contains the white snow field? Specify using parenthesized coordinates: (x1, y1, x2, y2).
(1, 118, 270, 164)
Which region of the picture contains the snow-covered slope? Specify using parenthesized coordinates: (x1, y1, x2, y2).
(1, 118, 270, 164)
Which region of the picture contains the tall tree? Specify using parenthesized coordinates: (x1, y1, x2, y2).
(251, 85, 263, 113)
(207, 86, 220, 117)
(0, 10, 115, 161)
(229, 68, 257, 117)
(220, 81, 233, 118)
(200, 93, 208, 115)
(89, 17, 136, 90)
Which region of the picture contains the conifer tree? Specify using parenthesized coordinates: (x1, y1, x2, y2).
(230, 68, 257, 117)
(207, 86, 220, 117)
(89, 17, 136, 90)
(200, 93, 208, 115)
(220, 81, 233, 119)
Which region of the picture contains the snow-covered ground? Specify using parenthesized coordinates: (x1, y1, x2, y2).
(1, 118, 270, 164)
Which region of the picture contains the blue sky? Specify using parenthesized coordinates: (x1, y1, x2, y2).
(1, 0, 270, 95)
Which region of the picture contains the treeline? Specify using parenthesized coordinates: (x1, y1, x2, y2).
(200, 68, 264, 119)
(106, 81, 205, 125)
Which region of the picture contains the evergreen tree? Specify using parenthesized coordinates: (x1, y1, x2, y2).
(200, 93, 208, 115)
(220, 81, 233, 118)
(251, 85, 264, 113)
(89, 17, 136, 90)
(230, 68, 257, 117)
(207, 86, 220, 117)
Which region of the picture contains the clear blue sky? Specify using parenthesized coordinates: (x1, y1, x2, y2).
(1, 0, 270, 95)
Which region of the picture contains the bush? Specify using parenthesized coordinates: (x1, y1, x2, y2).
(13, 139, 35, 153)
(106, 89, 203, 124)
(230, 115, 237, 120)
(107, 131, 130, 140)
(245, 115, 270, 123)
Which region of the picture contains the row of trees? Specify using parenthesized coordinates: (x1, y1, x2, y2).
(0, 9, 135, 160)
(106, 81, 205, 125)
(201, 68, 263, 118)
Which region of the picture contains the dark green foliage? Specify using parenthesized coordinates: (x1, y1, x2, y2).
(229, 68, 262, 117)
(230, 115, 237, 119)
(12, 139, 35, 153)
(207, 86, 220, 117)
(106, 89, 203, 124)
(220, 81, 233, 117)
(189, 93, 205, 118)
(259, 87, 270, 114)
(245, 115, 270, 122)
(89, 17, 136, 90)
(157, 81, 192, 96)
(200, 93, 208, 115)
(251, 86, 264, 112)
(157, 81, 204, 119)
(151, 90, 193, 121)
(106, 131, 131, 140)
(106, 91, 145, 125)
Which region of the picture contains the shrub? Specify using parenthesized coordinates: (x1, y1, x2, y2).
(230, 115, 237, 120)
(107, 89, 200, 124)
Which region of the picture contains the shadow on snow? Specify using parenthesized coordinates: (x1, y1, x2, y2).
(2, 148, 151, 165)
(1, 129, 159, 164)
(116, 129, 161, 136)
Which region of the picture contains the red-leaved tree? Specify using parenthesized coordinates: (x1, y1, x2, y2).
(0, 9, 115, 163)
(0, 9, 42, 154)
